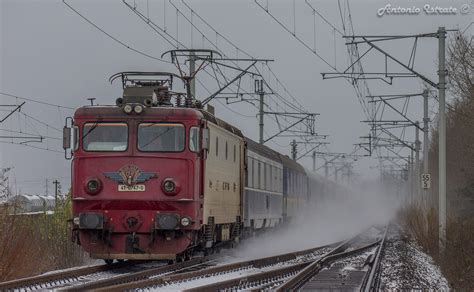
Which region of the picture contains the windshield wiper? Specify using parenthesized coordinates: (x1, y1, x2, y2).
(82, 121, 100, 140)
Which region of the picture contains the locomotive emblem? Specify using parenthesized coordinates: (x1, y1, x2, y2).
(104, 165, 157, 186)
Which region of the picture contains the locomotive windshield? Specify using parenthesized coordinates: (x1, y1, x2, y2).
(83, 122, 128, 151)
(138, 123, 185, 152)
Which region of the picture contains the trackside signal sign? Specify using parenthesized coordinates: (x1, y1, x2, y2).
(421, 173, 431, 189)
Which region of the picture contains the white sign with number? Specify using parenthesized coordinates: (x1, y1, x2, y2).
(421, 173, 431, 189)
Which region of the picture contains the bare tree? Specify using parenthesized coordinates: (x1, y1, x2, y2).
(447, 32, 473, 102)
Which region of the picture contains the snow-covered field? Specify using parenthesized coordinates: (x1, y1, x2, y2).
(381, 226, 449, 290)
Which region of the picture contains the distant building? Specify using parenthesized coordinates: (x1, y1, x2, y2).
(7, 194, 55, 213)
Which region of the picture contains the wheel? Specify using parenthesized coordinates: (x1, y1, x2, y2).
(184, 251, 192, 261)
(104, 259, 114, 265)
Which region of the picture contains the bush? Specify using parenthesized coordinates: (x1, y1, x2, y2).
(400, 204, 474, 289)
(0, 194, 88, 281)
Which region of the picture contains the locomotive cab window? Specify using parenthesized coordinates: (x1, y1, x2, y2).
(189, 126, 200, 152)
(138, 123, 185, 152)
(83, 122, 128, 152)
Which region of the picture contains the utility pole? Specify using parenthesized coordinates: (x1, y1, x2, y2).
(324, 161, 328, 179)
(410, 148, 415, 204)
(291, 140, 297, 160)
(422, 89, 430, 206)
(407, 154, 413, 204)
(415, 121, 421, 203)
(438, 26, 447, 251)
(189, 52, 196, 99)
(53, 180, 59, 208)
(256, 79, 265, 144)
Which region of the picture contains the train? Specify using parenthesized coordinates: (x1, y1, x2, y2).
(63, 72, 333, 263)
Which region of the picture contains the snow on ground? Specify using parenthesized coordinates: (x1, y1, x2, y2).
(381, 225, 449, 290)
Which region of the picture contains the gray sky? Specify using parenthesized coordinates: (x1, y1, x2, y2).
(1, 0, 472, 195)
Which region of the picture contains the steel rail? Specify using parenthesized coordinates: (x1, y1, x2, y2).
(60, 256, 211, 291)
(183, 239, 381, 292)
(362, 224, 390, 292)
(93, 243, 335, 291)
(0, 261, 132, 291)
(275, 239, 381, 291)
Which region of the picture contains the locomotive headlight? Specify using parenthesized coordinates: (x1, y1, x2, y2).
(162, 179, 176, 193)
(180, 217, 191, 227)
(134, 104, 144, 114)
(85, 177, 102, 195)
(123, 104, 133, 114)
(79, 213, 104, 229)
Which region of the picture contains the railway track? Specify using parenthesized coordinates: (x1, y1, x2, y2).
(173, 225, 388, 291)
(0, 225, 388, 291)
(0, 258, 207, 291)
(84, 243, 336, 291)
(0, 261, 131, 291)
(276, 224, 389, 291)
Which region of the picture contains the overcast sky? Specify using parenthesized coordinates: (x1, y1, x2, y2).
(1, 0, 472, 195)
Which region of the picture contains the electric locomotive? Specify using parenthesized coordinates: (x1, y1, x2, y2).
(63, 70, 315, 262)
(63, 72, 247, 262)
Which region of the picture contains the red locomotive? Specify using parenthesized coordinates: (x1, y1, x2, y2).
(63, 70, 312, 263)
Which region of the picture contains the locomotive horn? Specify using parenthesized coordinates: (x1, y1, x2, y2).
(144, 98, 153, 107)
(116, 97, 124, 107)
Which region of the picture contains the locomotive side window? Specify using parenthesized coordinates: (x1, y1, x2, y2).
(74, 126, 79, 151)
(138, 123, 185, 152)
(83, 122, 128, 152)
(189, 127, 200, 153)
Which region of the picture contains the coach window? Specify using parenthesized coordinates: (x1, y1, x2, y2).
(233, 145, 236, 162)
(266, 164, 271, 191)
(215, 137, 219, 157)
(189, 126, 200, 152)
(253, 159, 257, 188)
(258, 162, 262, 189)
(248, 157, 253, 187)
(225, 141, 228, 160)
(272, 166, 276, 192)
(278, 168, 282, 192)
(83, 122, 128, 151)
(138, 123, 185, 152)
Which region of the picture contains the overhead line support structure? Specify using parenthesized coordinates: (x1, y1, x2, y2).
(329, 28, 448, 251)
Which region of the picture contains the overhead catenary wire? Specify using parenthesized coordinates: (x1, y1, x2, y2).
(0, 92, 75, 110)
(182, 0, 309, 114)
(254, 0, 337, 71)
(128, 0, 311, 134)
(177, 0, 313, 135)
(0, 141, 63, 153)
(62, 0, 172, 64)
(62, 0, 320, 155)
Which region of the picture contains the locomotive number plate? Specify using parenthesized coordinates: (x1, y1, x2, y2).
(118, 184, 145, 192)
